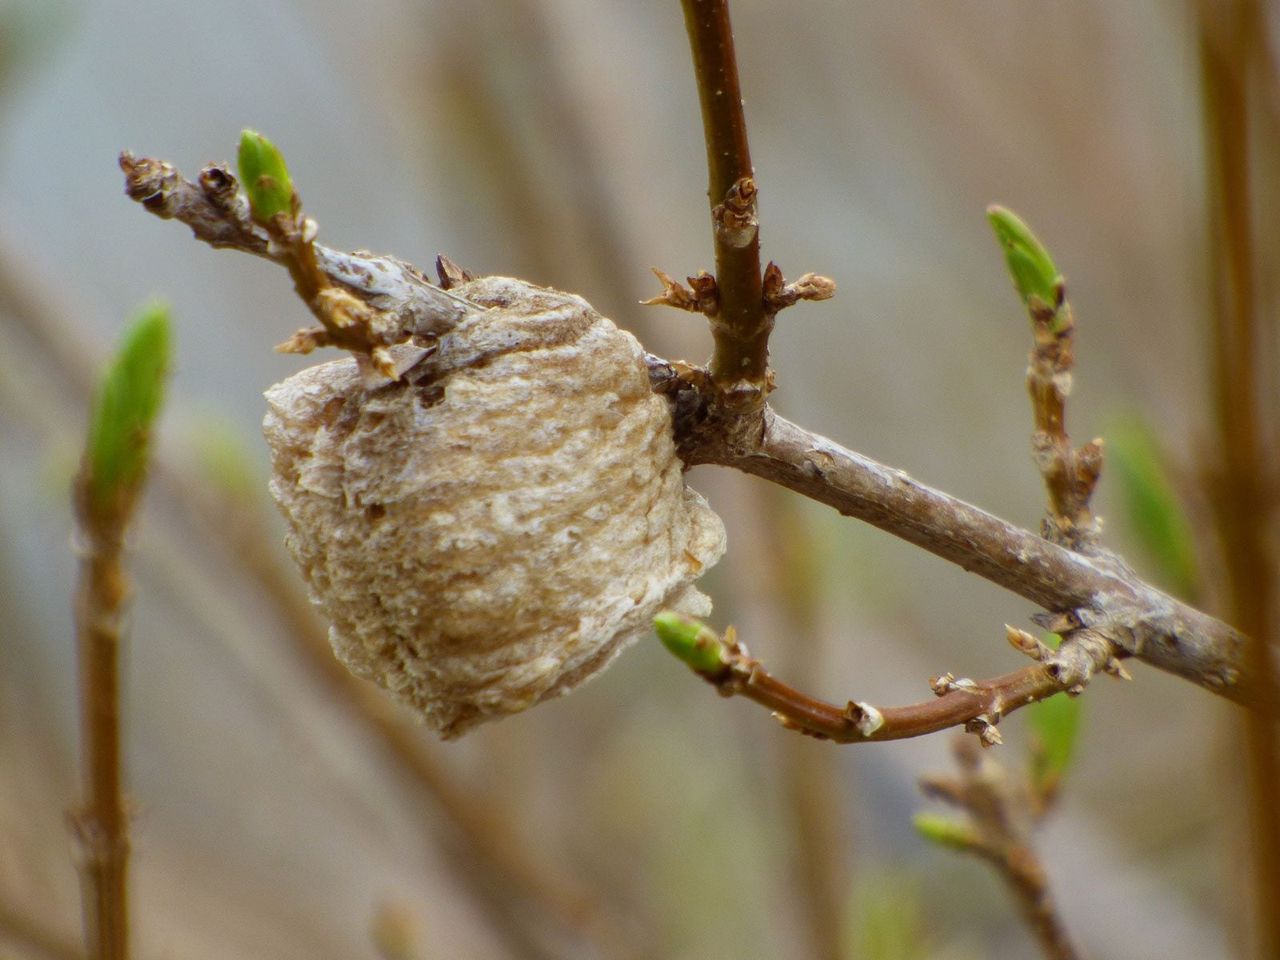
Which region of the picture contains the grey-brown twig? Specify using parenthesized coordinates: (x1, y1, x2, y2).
(646, 365, 1260, 707)
(121, 155, 1264, 721)
(919, 738, 1081, 960)
(118, 152, 479, 361)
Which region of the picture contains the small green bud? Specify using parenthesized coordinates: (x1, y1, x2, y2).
(86, 302, 173, 505)
(654, 611, 727, 674)
(987, 205, 1061, 309)
(912, 813, 977, 850)
(237, 129, 294, 223)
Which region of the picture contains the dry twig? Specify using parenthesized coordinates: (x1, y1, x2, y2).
(652, 375, 1261, 709)
(119, 152, 1266, 729)
(652, 0, 1250, 733)
(918, 738, 1081, 960)
(1021, 278, 1102, 550)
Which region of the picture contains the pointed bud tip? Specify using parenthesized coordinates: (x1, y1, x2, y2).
(237, 128, 294, 224)
(986, 204, 1061, 308)
(86, 302, 174, 503)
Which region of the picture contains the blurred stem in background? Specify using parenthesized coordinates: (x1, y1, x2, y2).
(0, 899, 82, 960)
(758, 489, 851, 960)
(0, 226, 633, 960)
(1197, 0, 1280, 956)
(915, 637, 1083, 960)
(916, 730, 1081, 960)
(414, 0, 649, 335)
(71, 304, 172, 960)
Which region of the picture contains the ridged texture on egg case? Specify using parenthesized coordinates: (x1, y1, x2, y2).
(263, 277, 726, 737)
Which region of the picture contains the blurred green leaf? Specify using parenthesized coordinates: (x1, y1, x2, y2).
(237, 129, 294, 223)
(85, 302, 172, 506)
(192, 416, 260, 501)
(987, 204, 1061, 311)
(846, 870, 931, 960)
(0, 0, 78, 112)
(1028, 633, 1083, 795)
(654, 612, 727, 674)
(1105, 414, 1200, 597)
(912, 813, 977, 851)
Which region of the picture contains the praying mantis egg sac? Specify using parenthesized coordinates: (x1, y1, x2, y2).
(263, 276, 726, 738)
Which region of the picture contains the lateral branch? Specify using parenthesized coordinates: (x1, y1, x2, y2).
(660, 618, 1078, 744)
(121, 154, 1265, 719)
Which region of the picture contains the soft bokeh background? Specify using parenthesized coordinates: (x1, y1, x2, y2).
(0, 1, 1268, 958)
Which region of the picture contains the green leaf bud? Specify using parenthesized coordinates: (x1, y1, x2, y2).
(987, 204, 1061, 309)
(654, 611, 728, 675)
(912, 813, 977, 850)
(237, 129, 294, 223)
(85, 302, 172, 505)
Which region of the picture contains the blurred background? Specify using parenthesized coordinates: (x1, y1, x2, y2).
(1, 1, 1275, 958)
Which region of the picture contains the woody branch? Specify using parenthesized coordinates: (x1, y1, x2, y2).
(121, 151, 1264, 739)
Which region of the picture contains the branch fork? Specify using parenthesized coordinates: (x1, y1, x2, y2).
(120, 149, 481, 388)
(917, 737, 1082, 960)
(122, 138, 1264, 746)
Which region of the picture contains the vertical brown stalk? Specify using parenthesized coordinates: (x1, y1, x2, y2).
(680, 0, 769, 391)
(764, 491, 849, 960)
(1198, 0, 1280, 954)
(71, 484, 131, 960)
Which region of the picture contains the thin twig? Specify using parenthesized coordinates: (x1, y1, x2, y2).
(71, 455, 134, 960)
(1198, 0, 1280, 953)
(1022, 281, 1102, 550)
(118, 152, 479, 357)
(665, 616, 1074, 744)
(735, 488, 848, 957)
(648, 370, 1260, 707)
(919, 738, 1081, 960)
(679, 0, 768, 396)
(117, 156, 1263, 713)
